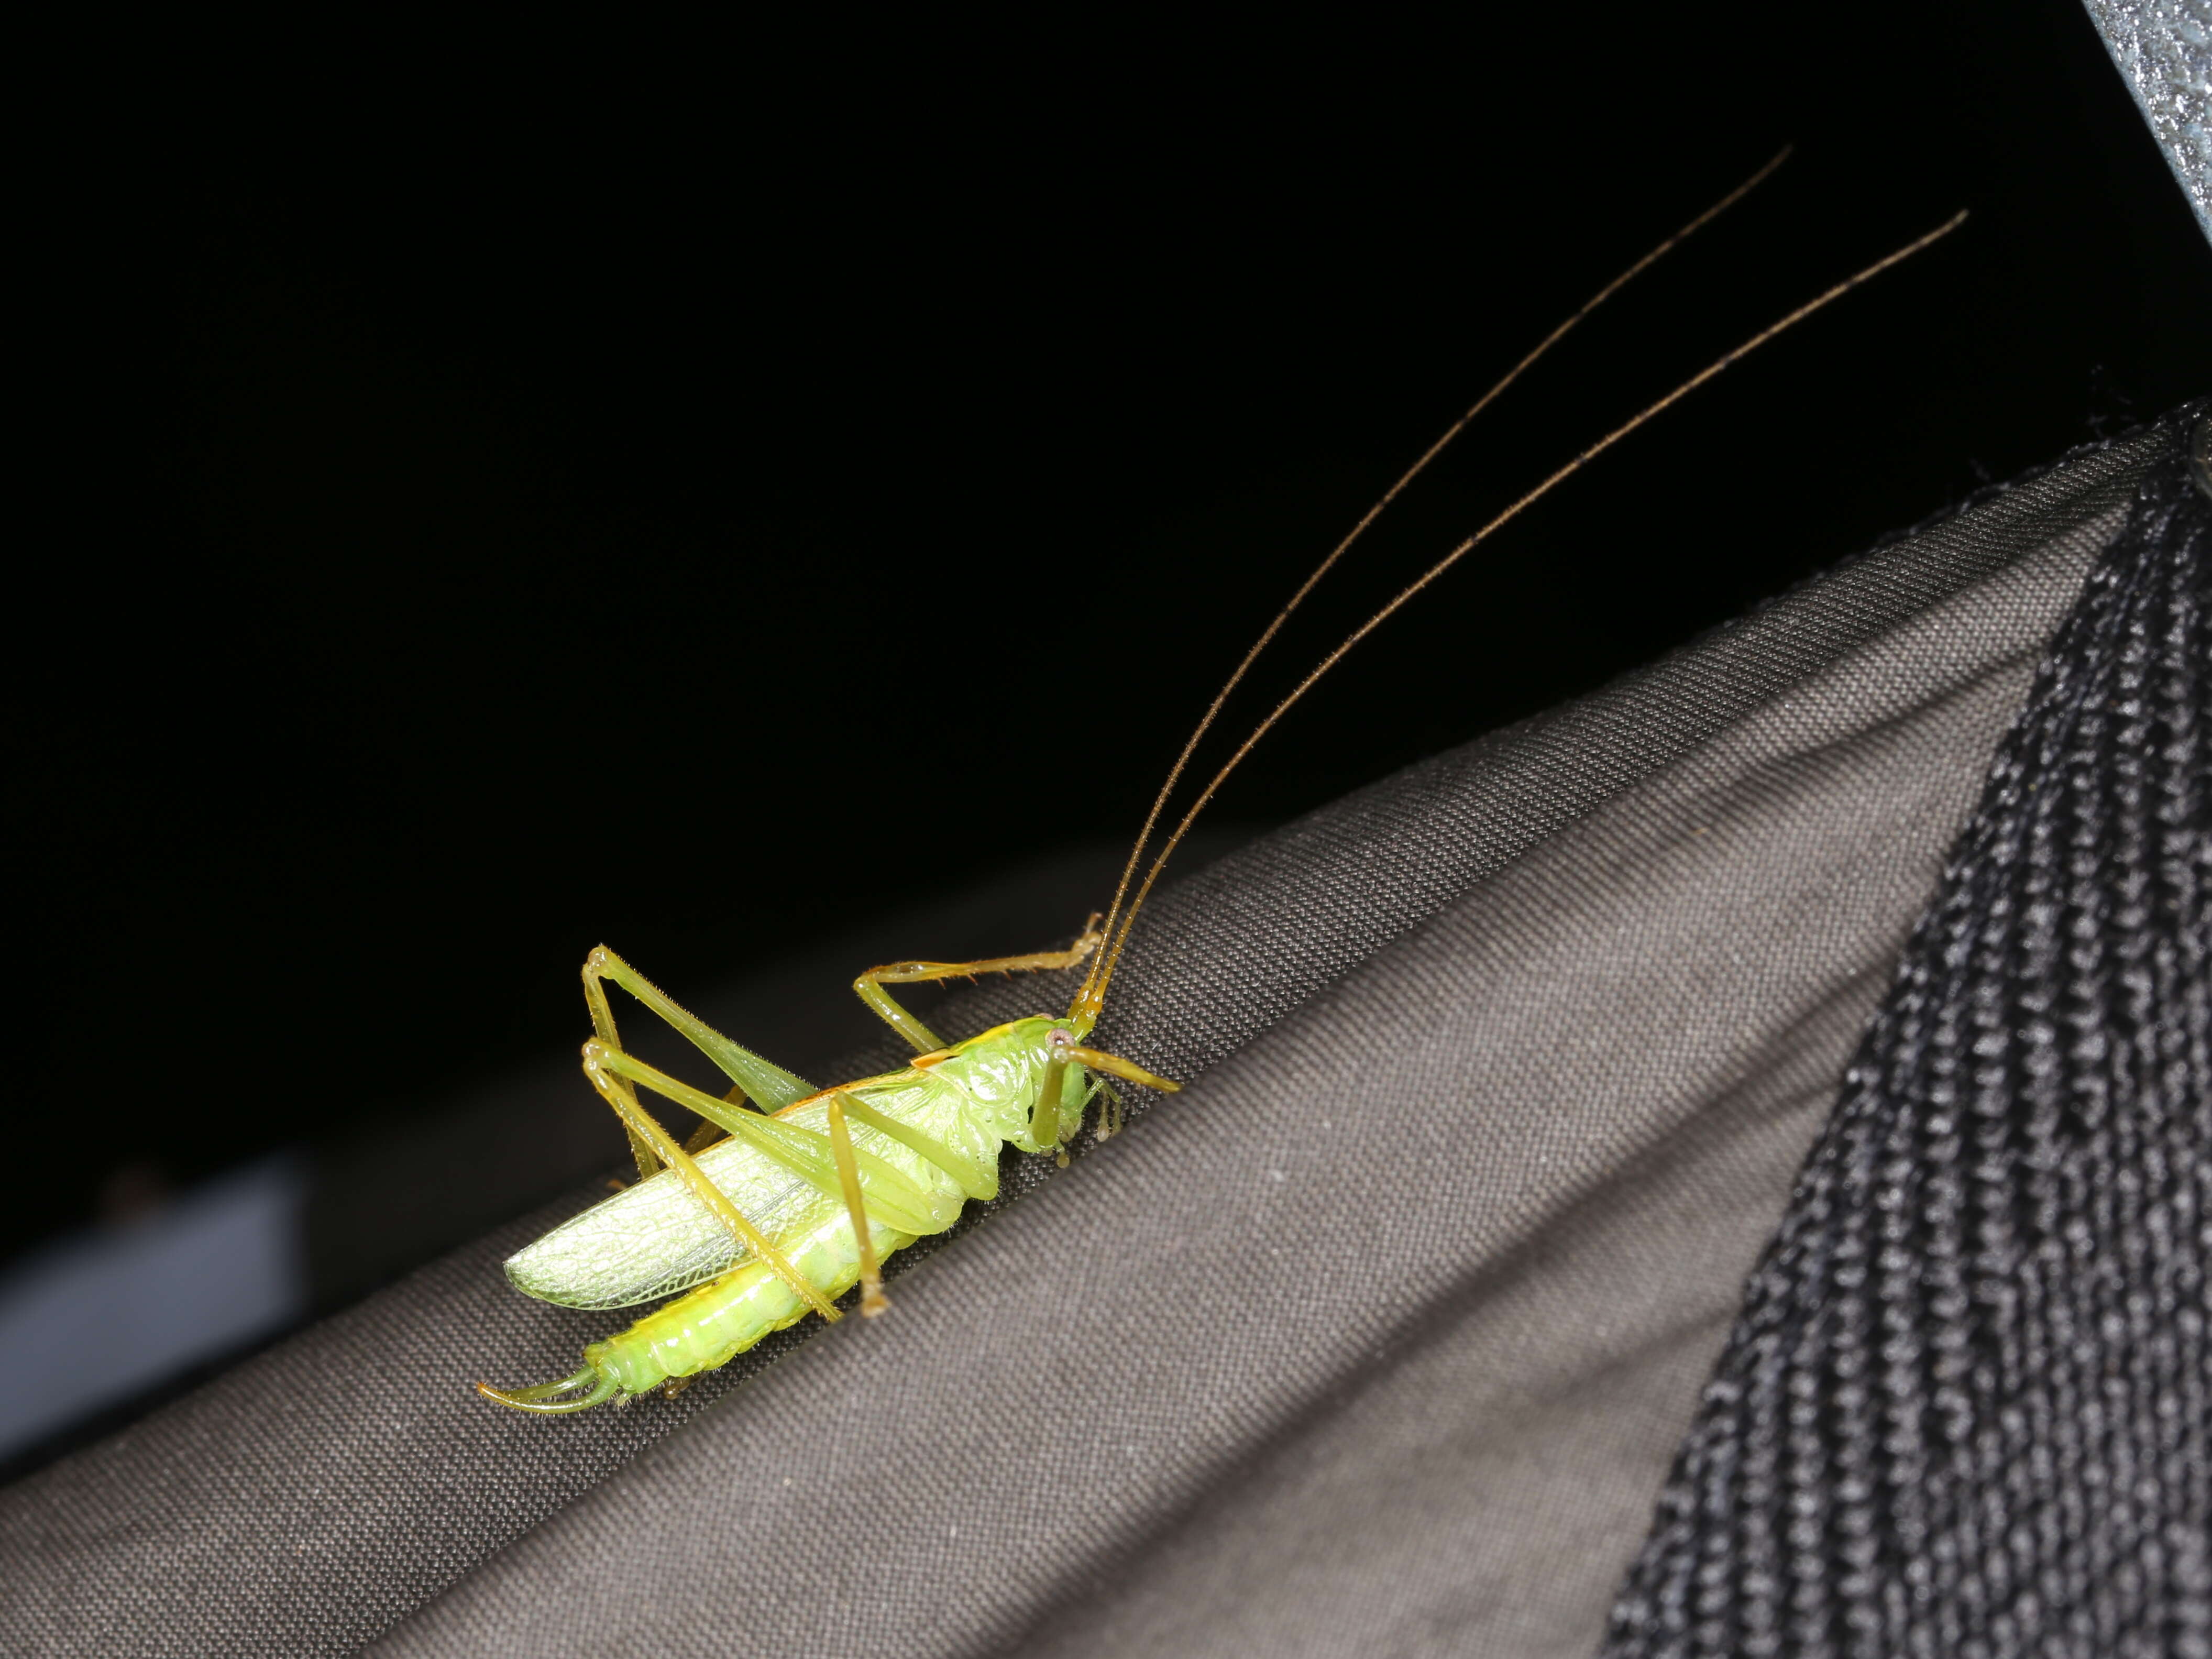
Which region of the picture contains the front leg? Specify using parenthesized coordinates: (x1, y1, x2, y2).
(853, 916, 1104, 1054)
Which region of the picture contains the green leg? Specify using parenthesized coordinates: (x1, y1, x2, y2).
(574, 1042, 842, 1324)
(580, 944, 819, 1179)
(584, 1043, 956, 1241)
(852, 917, 1105, 1054)
(826, 1092, 889, 1317)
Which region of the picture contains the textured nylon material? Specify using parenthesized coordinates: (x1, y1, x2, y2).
(0, 420, 2167, 1656)
(1602, 408, 2210, 1656)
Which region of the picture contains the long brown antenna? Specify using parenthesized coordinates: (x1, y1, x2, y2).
(1078, 207, 1969, 1022)
(1071, 148, 1795, 1017)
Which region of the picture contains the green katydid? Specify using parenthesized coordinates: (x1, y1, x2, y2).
(477, 158, 1964, 1414)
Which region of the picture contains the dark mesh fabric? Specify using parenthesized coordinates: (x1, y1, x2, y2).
(0, 414, 2181, 1656)
(1603, 408, 2211, 1657)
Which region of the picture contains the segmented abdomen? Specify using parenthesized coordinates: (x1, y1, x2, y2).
(587, 1206, 916, 1391)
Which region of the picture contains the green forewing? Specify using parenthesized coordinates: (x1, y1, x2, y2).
(507, 1067, 978, 1309)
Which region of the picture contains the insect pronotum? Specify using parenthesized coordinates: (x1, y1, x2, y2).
(476, 156, 1966, 1413)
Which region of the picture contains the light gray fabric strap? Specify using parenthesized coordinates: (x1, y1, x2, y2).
(2082, 1, 2212, 244)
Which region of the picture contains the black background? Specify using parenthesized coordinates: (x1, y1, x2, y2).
(11, 3, 2208, 1278)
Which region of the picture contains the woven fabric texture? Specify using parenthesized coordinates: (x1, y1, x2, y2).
(1602, 408, 2210, 1657)
(0, 417, 2174, 1656)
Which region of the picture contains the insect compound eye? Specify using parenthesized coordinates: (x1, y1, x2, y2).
(1046, 1027, 1075, 1053)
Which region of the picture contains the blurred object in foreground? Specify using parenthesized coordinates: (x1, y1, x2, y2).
(0, 1158, 306, 1465)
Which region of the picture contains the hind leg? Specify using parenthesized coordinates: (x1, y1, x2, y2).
(581, 944, 818, 1178)
(573, 1040, 841, 1323)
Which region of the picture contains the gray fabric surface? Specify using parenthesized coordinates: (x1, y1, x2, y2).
(0, 421, 2165, 1656)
